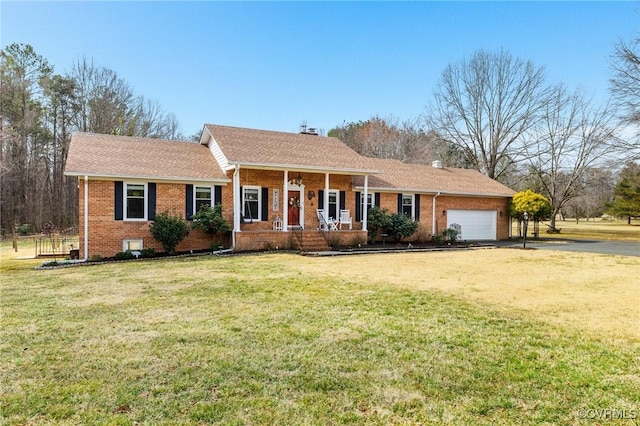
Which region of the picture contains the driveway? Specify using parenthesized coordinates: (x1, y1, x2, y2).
(498, 238, 640, 257)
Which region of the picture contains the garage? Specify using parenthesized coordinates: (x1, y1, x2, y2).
(446, 210, 497, 240)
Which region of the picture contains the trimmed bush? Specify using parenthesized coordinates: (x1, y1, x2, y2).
(387, 213, 419, 242)
(150, 212, 190, 254)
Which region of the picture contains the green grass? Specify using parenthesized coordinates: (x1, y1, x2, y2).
(1, 254, 639, 425)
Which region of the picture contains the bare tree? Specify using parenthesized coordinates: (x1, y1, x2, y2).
(525, 84, 616, 230)
(329, 115, 456, 165)
(427, 49, 549, 181)
(609, 36, 640, 159)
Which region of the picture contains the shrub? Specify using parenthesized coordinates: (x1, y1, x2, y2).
(114, 250, 135, 260)
(387, 214, 419, 242)
(367, 206, 391, 243)
(351, 233, 367, 248)
(150, 212, 190, 254)
(443, 227, 460, 242)
(16, 224, 32, 236)
(140, 248, 156, 258)
(415, 224, 431, 243)
(88, 254, 103, 262)
(191, 205, 231, 235)
(328, 234, 342, 249)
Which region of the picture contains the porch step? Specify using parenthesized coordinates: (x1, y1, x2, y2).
(298, 231, 331, 252)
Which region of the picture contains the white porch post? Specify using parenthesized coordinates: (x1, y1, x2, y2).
(233, 165, 241, 249)
(324, 172, 330, 223)
(362, 175, 368, 232)
(283, 170, 289, 230)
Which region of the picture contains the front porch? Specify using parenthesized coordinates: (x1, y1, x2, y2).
(234, 229, 367, 252)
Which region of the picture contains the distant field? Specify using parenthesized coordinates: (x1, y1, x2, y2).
(515, 218, 640, 242)
(1, 250, 638, 425)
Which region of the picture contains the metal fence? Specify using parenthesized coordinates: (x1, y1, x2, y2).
(35, 234, 80, 258)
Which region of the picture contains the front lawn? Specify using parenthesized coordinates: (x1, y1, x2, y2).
(1, 251, 638, 425)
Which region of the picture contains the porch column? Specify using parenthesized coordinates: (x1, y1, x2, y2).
(233, 165, 241, 249)
(283, 170, 289, 231)
(362, 175, 368, 232)
(324, 172, 330, 223)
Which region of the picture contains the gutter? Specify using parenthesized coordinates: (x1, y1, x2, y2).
(83, 175, 89, 261)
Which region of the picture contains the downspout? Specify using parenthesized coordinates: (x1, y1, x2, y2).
(362, 175, 368, 232)
(83, 175, 89, 261)
(432, 192, 440, 237)
(232, 164, 241, 250)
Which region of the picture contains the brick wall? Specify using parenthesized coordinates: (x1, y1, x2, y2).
(376, 192, 510, 241)
(80, 178, 227, 258)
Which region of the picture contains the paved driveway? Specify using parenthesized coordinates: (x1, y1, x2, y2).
(499, 239, 640, 257)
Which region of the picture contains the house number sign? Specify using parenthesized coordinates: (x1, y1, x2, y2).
(273, 189, 279, 211)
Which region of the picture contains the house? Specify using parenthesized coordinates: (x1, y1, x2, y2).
(64, 124, 515, 259)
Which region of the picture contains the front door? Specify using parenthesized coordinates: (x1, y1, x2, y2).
(288, 190, 301, 227)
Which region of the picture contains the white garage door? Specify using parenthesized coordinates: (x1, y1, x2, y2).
(447, 210, 497, 240)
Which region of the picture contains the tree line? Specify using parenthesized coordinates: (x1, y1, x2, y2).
(1, 43, 185, 235)
(330, 40, 640, 228)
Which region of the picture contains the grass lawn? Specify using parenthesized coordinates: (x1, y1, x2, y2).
(1, 250, 639, 425)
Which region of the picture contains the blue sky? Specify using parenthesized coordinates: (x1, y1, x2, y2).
(2, 1, 638, 137)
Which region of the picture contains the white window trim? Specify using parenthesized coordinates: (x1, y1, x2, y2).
(194, 185, 214, 213)
(362, 193, 374, 211)
(242, 185, 262, 222)
(123, 239, 143, 252)
(327, 189, 340, 220)
(402, 193, 415, 220)
(124, 182, 148, 221)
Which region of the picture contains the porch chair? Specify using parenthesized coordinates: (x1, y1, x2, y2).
(339, 209, 352, 230)
(316, 209, 338, 231)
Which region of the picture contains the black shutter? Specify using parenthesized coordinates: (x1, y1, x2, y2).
(355, 192, 362, 222)
(240, 186, 243, 219)
(318, 190, 324, 210)
(148, 183, 156, 220)
(214, 185, 222, 206)
(339, 191, 346, 212)
(186, 184, 194, 220)
(397, 194, 403, 214)
(261, 187, 269, 221)
(415, 194, 421, 221)
(114, 181, 123, 220)
(375, 192, 381, 207)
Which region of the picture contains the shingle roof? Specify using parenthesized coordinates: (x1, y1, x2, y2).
(353, 158, 515, 197)
(64, 133, 229, 182)
(204, 124, 379, 174)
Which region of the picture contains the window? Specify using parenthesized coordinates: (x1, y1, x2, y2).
(126, 183, 146, 220)
(361, 193, 374, 213)
(123, 239, 143, 252)
(195, 186, 212, 212)
(402, 194, 414, 218)
(328, 190, 339, 220)
(243, 186, 261, 221)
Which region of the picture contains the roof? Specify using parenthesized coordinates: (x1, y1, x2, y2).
(203, 124, 379, 174)
(64, 133, 229, 182)
(353, 158, 515, 197)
